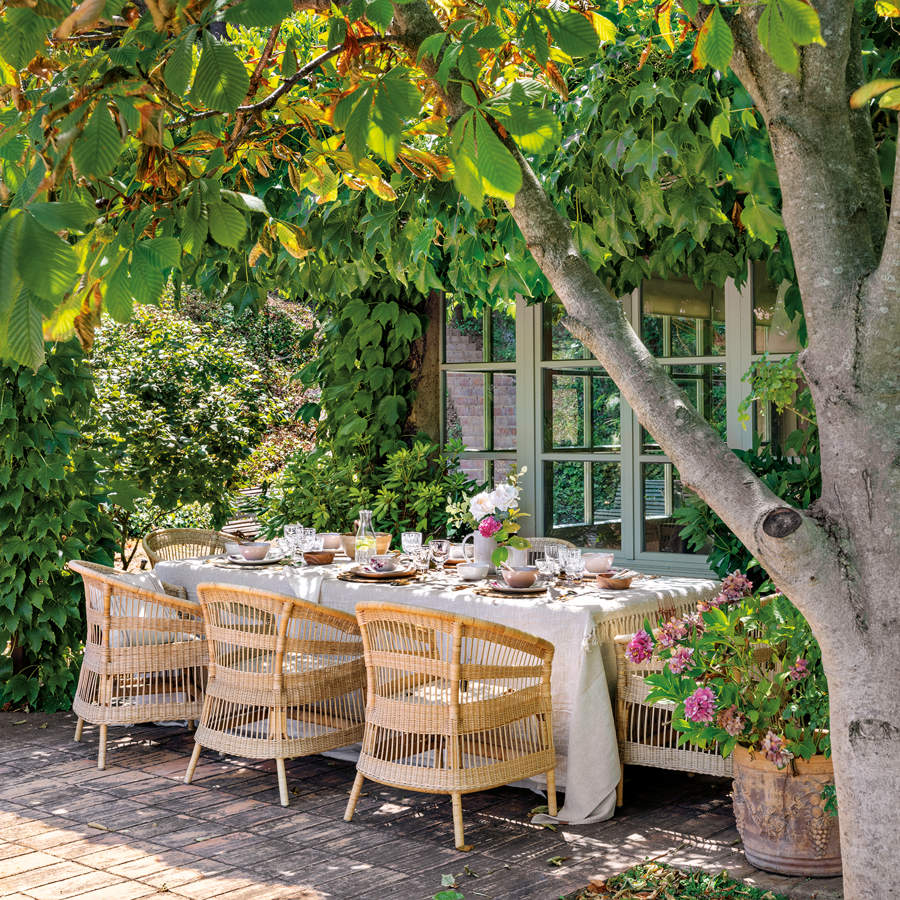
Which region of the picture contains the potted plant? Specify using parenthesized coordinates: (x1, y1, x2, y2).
(627, 574, 840, 877)
(447, 467, 530, 569)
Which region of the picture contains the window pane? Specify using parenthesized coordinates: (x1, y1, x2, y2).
(445, 302, 484, 363)
(492, 374, 516, 451)
(541, 298, 594, 361)
(545, 370, 620, 451)
(642, 364, 725, 453)
(458, 458, 487, 484)
(754, 399, 811, 456)
(543, 461, 622, 549)
(641, 462, 710, 554)
(641, 278, 725, 357)
(444, 372, 485, 449)
(752, 261, 801, 354)
(492, 458, 517, 486)
(491, 304, 516, 362)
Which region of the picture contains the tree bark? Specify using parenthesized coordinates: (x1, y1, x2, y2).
(389, 0, 899, 892)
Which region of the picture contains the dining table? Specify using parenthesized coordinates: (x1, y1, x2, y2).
(155, 554, 719, 825)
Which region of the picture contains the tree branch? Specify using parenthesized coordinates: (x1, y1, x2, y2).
(171, 34, 403, 127)
(877, 129, 900, 282)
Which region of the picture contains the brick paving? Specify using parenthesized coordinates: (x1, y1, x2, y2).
(0, 712, 843, 900)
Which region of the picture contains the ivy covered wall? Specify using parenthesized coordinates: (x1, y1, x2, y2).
(0, 341, 117, 711)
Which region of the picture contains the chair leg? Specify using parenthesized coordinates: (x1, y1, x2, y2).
(74, 717, 84, 742)
(616, 764, 624, 807)
(184, 742, 203, 784)
(451, 793, 468, 851)
(276, 758, 289, 807)
(187, 720, 195, 730)
(97, 724, 107, 770)
(546, 769, 558, 817)
(344, 772, 365, 822)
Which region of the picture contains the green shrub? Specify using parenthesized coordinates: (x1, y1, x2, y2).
(87, 305, 278, 563)
(260, 439, 479, 540)
(0, 341, 117, 711)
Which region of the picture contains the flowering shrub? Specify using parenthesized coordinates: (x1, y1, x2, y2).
(633, 574, 830, 768)
(447, 467, 530, 565)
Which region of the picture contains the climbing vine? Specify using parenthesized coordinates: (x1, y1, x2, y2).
(0, 341, 117, 711)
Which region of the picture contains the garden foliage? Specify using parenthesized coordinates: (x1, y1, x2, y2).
(260, 439, 479, 540)
(87, 303, 277, 562)
(0, 342, 117, 711)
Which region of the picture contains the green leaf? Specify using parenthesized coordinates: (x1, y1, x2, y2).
(164, 29, 195, 97)
(501, 106, 561, 154)
(0, 9, 50, 70)
(710, 110, 731, 147)
(475, 114, 522, 204)
(693, 6, 733, 72)
(340, 88, 373, 162)
(72, 104, 123, 178)
(366, 0, 394, 30)
(543, 9, 598, 58)
(220, 190, 268, 214)
(104, 258, 133, 322)
(206, 201, 247, 248)
(137, 236, 181, 270)
(26, 202, 95, 231)
(417, 31, 447, 64)
(190, 35, 250, 115)
(779, 0, 823, 45)
(17, 215, 78, 300)
(741, 198, 783, 246)
(4, 287, 44, 370)
(224, 0, 293, 27)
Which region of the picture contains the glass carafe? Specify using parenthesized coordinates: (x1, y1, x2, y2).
(355, 509, 377, 565)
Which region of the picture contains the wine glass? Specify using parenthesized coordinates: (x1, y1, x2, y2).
(535, 554, 555, 581)
(543, 543, 561, 576)
(429, 539, 451, 572)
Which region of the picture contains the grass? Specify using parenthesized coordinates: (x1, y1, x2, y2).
(565, 862, 790, 900)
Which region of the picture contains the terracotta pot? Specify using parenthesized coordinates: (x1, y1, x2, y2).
(732, 745, 841, 876)
(340, 532, 391, 558)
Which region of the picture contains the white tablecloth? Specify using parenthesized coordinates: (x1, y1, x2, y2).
(157, 558, 718, 824)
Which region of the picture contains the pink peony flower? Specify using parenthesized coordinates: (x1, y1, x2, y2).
(789, 657, 809, 681)
(721, 571, 753, 599)
(667, 645, 694, 674)
(717, 705, 746, 737)
(625, 629, 653, 664)
(478, 516, 502, 537)
(684, 686, 717, 723)
(709, 592, 729, 608)
(684, 611, 706, 635)
(761, 731, 794, 768)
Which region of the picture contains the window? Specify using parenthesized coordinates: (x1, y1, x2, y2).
(441, 300, 517, 486)
(440, 264, 801, 575)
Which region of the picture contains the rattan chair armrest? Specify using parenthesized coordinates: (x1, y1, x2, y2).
(157, 592, 202, 617)
(613, 633, 635, 644)
(162, 582, 189, 601)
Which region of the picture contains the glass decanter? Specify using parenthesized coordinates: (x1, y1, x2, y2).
(355, 509, 377, 565)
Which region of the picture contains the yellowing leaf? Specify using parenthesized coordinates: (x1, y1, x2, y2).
(591, 12, 617, 42)
(875, 0, 900, 15)
(657, 0, 675, 51)
(275, 222, 312, 258)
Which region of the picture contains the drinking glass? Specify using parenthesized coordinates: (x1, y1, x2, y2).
(401, 531, 423, 554)
(300, 527, 317, 551)
(544, 543, 561, 576)
(535, 555, 555, 580)
(429, 539, 451, 571)
(284, 523, 303, 559)
(561, 548, 584, 583)
(411, 546, 432, 575)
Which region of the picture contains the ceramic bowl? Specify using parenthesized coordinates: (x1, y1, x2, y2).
(457, 563, 489, 581)
(369, 554, 397, 573)
(449, 542, 466, 560)
(319, 533, 342, 550)
(501, 566, 538, 588)
(584, 552, 615, 573)
(238, 541, 270, 561)
(595, 570, 634, 590)
(340, 533, 392, 558)
(303, 550, 335, 566)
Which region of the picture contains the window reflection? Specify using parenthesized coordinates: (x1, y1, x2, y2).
(641, 278, 725, 357)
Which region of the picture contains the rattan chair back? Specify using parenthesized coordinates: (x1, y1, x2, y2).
(67, 560, 208, 769)
(142, 528, 232, 568)
(184, 583, 365, 805)
(344, 601, 557, 849)
(524, 537, 577, 565)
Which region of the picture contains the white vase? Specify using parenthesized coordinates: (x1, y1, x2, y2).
(461, 533, 498, 572)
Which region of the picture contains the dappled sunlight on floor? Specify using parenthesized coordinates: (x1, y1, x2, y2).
(0, 712, 842, 900)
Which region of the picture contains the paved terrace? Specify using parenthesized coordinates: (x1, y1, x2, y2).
(0, 713, 843, 900)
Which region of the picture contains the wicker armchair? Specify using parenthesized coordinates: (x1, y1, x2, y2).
(185, 584, 366, 806)
(344, 602, 557, 851)
(613, 634, 732, 806)
(68, 561, 208, 769)
(142, 528, 233, 568)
